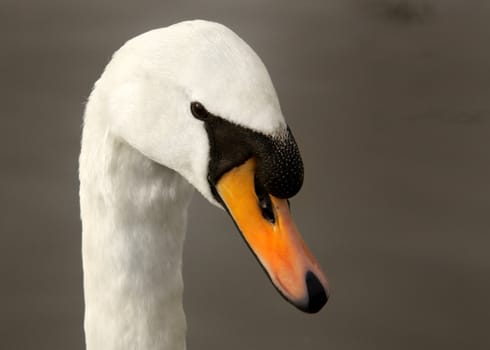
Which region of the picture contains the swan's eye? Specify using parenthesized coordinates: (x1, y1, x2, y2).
(190, 101, 209, 120)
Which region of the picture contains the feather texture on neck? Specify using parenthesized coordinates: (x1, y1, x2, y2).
(80, 125, 193, 350)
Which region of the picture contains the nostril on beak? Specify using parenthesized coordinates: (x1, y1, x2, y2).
(304, 271, 328, 313)
(254, 176, 275, 224)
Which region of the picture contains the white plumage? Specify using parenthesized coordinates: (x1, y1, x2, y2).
(80, 20, 289, 350)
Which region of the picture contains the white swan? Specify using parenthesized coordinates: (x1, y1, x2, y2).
(79, 20, 329, 350)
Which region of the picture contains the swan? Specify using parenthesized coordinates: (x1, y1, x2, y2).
(79, 20, 329, 350)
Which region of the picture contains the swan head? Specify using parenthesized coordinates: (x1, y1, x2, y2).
(95, 20, 329, 313)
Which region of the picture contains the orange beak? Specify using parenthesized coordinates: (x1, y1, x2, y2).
(215, 158, 329, 313)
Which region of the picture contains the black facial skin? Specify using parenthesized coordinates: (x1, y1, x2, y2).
(190, 102, 304, 202)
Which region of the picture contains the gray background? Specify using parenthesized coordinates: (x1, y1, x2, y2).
(1, 0, 489, 349)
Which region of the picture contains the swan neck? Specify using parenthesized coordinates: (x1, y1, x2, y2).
(80, 130, 193, 350)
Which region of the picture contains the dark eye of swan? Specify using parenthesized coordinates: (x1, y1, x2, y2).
(190, 101, 209, 120)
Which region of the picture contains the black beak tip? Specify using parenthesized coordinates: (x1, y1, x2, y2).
(300, 271, 329, 314)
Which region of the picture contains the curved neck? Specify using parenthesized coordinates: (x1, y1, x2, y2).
(80, 126, 193, 350)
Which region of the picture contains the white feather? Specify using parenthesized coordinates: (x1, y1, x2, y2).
(80, 20, 286, 350)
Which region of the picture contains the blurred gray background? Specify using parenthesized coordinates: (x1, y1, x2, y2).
(1, 0, 489, 349)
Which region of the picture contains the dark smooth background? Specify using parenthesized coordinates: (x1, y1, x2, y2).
(1, 0, 489, 349)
